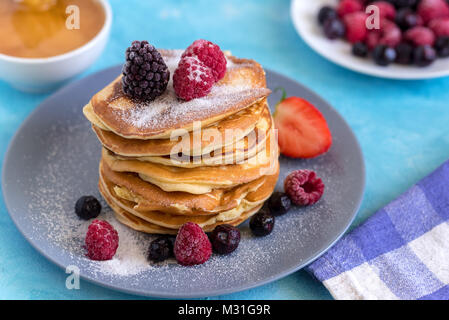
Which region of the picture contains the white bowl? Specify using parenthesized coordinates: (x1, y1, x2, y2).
(0, 0, 112, 92)
(291, 0, 449, 80)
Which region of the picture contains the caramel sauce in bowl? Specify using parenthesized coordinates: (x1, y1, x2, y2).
(0, 0, 112, 92)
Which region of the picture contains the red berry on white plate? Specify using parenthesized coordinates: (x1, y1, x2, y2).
(273, 94, 332, 159)
(370, 1, 396, 20)
(337, 0, 363, 17)
(404, 26, 436, 46)
(366, 30, 382, 50)
(417, 0, 449, 24)
(343, 12, 368, 43)
(429, 18, 449, 37)
(379, 20, 402, 48)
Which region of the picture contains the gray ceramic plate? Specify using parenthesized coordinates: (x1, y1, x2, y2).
(2, 66, 365, 298)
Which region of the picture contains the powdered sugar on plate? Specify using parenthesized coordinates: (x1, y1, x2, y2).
(3, 65, 364, 297)
(21, 118, 343, 281)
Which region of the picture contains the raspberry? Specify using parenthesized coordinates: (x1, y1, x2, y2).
(371, 1, 396, 20)
(379, 20, 402, 47)
(182, 39, 227, 82)
(284, 170, 325, 206)
(337, 0, 363, 17)
(404, 26, 436, 46)
(173, 56, 215, 101)
(174, 222, 212, 266)
(417, 0, 449, 24)
(343, 12, 368, 43)
(85, 220, 119, 261)
(366, 30, 382, 50)
(429, 18, 449, 37)
(122, 41, 170, 101)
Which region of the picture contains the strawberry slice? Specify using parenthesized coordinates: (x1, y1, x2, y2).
(273, 94, 332, 158)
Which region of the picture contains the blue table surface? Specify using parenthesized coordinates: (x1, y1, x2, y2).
(1, 0, 449, 300)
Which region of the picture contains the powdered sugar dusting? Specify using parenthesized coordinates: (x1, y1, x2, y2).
(22, 120, 314, 280)
(112, 50, 267, 131)
(184, 56, 209, 83)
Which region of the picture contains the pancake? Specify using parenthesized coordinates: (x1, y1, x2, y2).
(101, 129, 279, 194)
(100, 172, 268, 229)
(89, 99, 268, 157)
(101, 182, 263, 235)
(137, 126, 269, 168)
(99, 177, 266, 233)
(99, 182, 177, 235)
(86, 48, 278, 235)
(108, 105, 272, 168)
(85, 50, 271, 140)
(100, 159, 278, 216)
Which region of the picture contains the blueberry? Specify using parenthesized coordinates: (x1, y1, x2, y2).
(435, 36, 449, 58)
(318, 6, 337, 25)
(413, 45, 436, 67)
(388, 0, 419, 9)
(395, 8, 419, 30)
(395, 42, 414, 64)
(323, 18, 345, 40)
(148, 236, 173, 262)
(352, 42, 368, 57)
(75, 196, 101, 220)
(268, 192, 291, 216)
(372, 45, 397, 66)
(210, 224, 240, 254)
(250, 209, 275, 237)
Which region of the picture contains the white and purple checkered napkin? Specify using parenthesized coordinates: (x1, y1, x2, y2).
(306, 160, 449, 300)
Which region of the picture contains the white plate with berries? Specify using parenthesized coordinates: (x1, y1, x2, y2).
(291, 0, 449, 80)
(2, 65, 365, 298)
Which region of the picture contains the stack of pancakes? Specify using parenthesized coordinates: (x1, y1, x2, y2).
(83, 50, 279, 234)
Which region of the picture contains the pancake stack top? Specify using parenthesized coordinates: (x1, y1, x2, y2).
(83, 49, 279, 234)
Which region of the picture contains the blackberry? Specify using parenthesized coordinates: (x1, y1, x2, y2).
(268, 192, 291, 216)
(122, 41, 170, 101)
(250, 208, 275, 237)
(148, 236, 173, 263)
(210, 224, 241, 254)
(75, 196, 101, 220)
